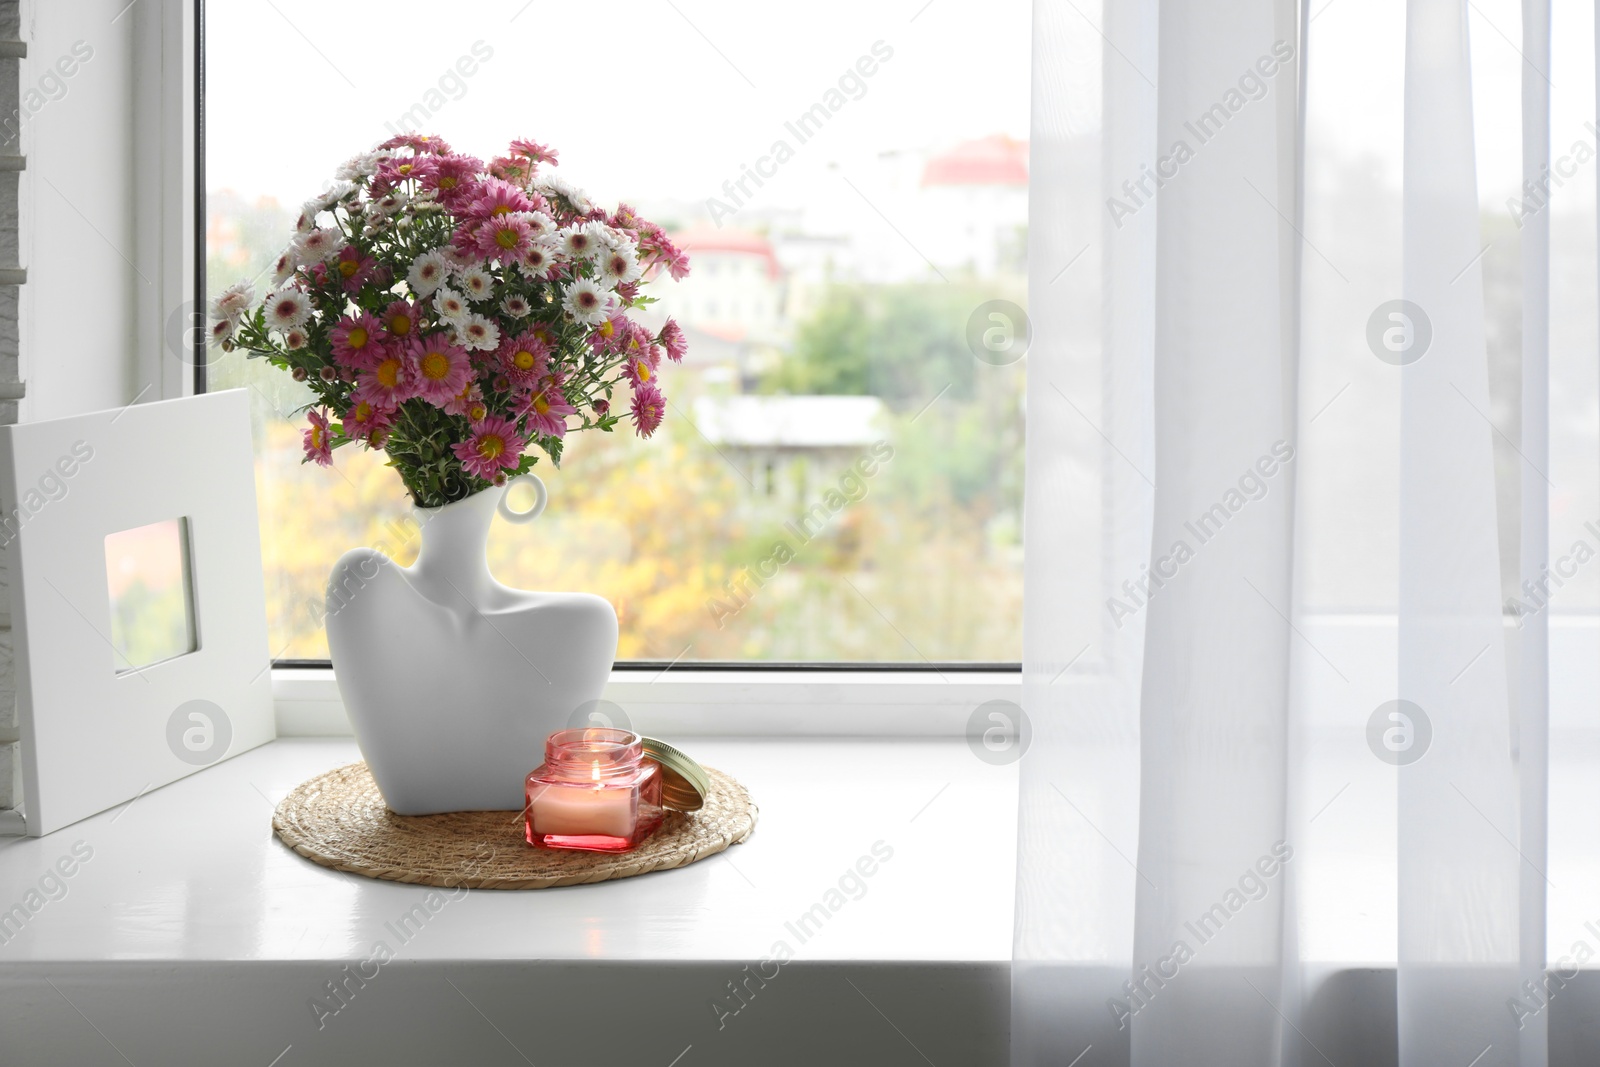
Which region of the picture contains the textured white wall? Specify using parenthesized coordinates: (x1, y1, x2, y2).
(1, 0, 152, 812)
(21, 0, 139, 422)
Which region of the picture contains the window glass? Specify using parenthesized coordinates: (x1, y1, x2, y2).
(205, 0, 1029, 662)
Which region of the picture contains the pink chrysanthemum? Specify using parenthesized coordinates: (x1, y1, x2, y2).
(424, 154, 485, 208)
(660, 318, 688, 363)
(624, 338, 662, 388)
(640, 230, 691, 281)
(519, 375, 576, 439)
(331, 312, 384, 370)
(342, 397, 393, 441)
(475, 213, 535, 262)
(303, 408, 333, 466)
(452, 415, 525, 481)
(409, 334, 473, 407)
(379, 300, 419, 343)
(469, 179, 533, 220)
(353, 350, 415, 411)
(662, 248, 691, 281)
(441, 379, 483, 419)
(610, 203, 642, 233)
(378, 132, 452, 155)
(334, 245, 376, 292)
(498, 330, 551, 387)
(509, 138, 559, 165)
(372, 155, 438, 195)
(586, 314, 627, 355)
(488, 156, 532, 183)
(630, 383, 665, 438)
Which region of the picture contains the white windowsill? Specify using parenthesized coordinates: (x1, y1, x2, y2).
(0, 736, 1015, 1064)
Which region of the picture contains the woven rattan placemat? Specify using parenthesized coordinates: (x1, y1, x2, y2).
(272, 761, 757, 889)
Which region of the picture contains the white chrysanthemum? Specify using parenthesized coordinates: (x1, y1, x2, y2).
(407, 250, 449, 296)
(457, 266, 493, 300)
(433, 285, 468, 323)
(442, 246, 477, 270)
(334, 153, 381, 180)
(521, 241, 558, 278)
(293, 207, 316, 234)
(458, 313, 500, 352)
(283, 327, 309, 350)
(561, 277, 610, 325)
(263, 288, 311, 330)
(372, 192, 406, 216)
(272, 247, 298, 285)
(559, 222, 606, 261)
(533, 172, 594, 214)
(308, 181, 356, 211)
(500, 294, 531, 318)
(210, 281, 255, 324)
(594, 223, 629, 250)
(294, 226, 345, 263)
(598, 240, 641, 286)
(522, 210, 555, 238)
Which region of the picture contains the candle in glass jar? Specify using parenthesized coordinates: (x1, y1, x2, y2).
(525, 729, 663, 852)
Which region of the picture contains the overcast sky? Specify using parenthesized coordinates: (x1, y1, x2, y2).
(207, 0, 1595, 218)
(207, 0, 1032, 212)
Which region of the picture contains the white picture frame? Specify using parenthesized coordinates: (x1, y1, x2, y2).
(0, 389, 274, 836)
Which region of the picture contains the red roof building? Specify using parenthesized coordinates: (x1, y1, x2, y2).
(669, 228, 782, 280)
(921, 135, 1029, 188)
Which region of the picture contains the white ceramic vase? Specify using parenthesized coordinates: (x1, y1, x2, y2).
(325, 474, 618, 814)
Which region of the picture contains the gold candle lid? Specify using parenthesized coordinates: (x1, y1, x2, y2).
(641, 736, 710, 812)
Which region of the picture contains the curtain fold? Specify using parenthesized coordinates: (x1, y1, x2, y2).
(1516, 2, 1551, 1065)
(1397, 0, 1528, 1062)
(1016, 0, 1553, 1063)
(1128, 0, 1302, 1061)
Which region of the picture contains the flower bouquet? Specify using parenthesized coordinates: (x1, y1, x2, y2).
(210, 133, 689, 507)
(210, 135, 692, 814)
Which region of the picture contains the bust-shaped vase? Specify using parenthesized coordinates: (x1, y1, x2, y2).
(325, 475, 618, 814)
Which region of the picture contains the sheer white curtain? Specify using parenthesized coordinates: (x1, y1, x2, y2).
(1015, 0, 1555, 1063)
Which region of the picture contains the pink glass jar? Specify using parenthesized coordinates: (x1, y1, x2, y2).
(524, 728, 664, 852)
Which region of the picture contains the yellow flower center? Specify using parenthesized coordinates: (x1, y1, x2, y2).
(513, 350, 536, 371)
(635, 360, 651, 382)
(533, 395, 550, 416)
(492, 204, 514, 216)
(388, 314, 410, 336)
(348, 326, 369, 348)
(477, 434, 505, 460)
(495, 227, 519, 249)
(468, 402, 487, 422)
(310, 426, 325, 449)
(339, 258, 359, 278)
(421, 351, 451, 381)
(355, 402, 372, 421)
(376, 359, 401, 388)
(439, 176, 458, 190)
(600, 321, 615, 338)
(397, 162, 414, 175)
